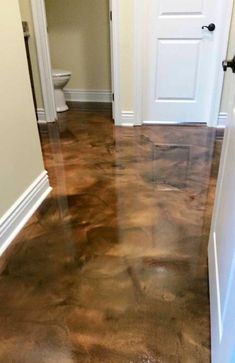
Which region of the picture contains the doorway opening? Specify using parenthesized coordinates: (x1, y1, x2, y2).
(18, 0, 119, 124)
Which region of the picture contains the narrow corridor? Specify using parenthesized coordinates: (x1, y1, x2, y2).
(0, 103, 222, 363)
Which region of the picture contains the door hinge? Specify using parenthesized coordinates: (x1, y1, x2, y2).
(110, 10, 112, 21)
(112, 93, 114, 102)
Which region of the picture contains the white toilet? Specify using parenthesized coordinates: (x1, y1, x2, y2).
(52, 69, 72, 112)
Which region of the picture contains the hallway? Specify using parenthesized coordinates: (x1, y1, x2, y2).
(0, 103, 222, 363)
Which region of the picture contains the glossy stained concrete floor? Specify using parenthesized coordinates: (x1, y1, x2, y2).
(0, 103, 222, 363)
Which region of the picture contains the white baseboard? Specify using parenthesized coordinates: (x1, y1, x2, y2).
(37, 108, 47, 123)
(143, 121, 180, 125)
(142, 113, 228, 127)
(37, 106, 227, 127)
(0, 171, 52, 256)
(218, 112, 228, 127)
(120, 111, 135, 127)
(64, 89, 112, 103)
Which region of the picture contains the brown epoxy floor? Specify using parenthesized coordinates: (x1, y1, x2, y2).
(0, 103, 222, 363)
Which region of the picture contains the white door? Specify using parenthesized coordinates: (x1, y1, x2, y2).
(208, 62, 235, 362)
(142, 0, 233, 124)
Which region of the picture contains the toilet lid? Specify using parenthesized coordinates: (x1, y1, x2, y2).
(52, 69, 71, 77)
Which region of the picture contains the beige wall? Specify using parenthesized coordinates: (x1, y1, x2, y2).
(120, 0, 134, 111)
(45, 0, 111, 91)
(0, 0, 45, 218)
(18, 0, 44, 108)
(221, 3, 235, 114)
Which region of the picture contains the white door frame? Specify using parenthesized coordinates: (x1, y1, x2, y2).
(208, 73, 235, 362)
(133, 0, 234, 127)
(109, 0, 122, 125)
(31, 0, 57, 123)
(31, 0, 121, 125)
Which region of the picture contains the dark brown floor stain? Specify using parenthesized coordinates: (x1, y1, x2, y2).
(0, 102, 223, 362)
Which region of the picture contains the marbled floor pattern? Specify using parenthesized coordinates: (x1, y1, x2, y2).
(0, 103, 223, 363)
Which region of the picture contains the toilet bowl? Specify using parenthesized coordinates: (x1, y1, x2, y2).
(52, 69, 71, 112)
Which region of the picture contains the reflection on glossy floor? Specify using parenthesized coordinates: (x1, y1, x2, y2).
(0, 103, 222, 363)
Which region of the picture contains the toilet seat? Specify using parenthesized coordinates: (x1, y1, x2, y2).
(52, 69, 72, 78)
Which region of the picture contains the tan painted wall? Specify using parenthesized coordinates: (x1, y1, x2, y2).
(221, 3, 235, 114)
(0, 0, 45, 218)
(120, 0, 134, 111)
(45, 0, 111, 91)
(18, 0, 44, 108)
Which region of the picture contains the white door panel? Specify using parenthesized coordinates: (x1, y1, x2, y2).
(160, 0, 204, 15)
(208, 70, 235, 362)
(156, 40, 200, 100)
(143, 0, 231, 123)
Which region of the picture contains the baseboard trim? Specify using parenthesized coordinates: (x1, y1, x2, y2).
(37, 107, 227, 127)
(0, 171, 52, 256)
(143, 121, 180, 125)
(218, 112, 228, 127)
(64, 89, 112, 103)
(37, 108, 47, 123)
(120, 111, 135, 127)
(142, 113, 228, 126)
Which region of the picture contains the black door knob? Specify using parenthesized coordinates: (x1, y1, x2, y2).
(202, 23, 216, 32)
(222, 56, 235, 73)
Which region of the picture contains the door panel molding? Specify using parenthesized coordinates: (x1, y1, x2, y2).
(209, 232, 223, 342)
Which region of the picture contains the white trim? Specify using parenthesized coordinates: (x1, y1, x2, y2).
(211, 232, 223, 341)
(218, 112, 228, 127)
(143, 121, 188, 125)
(0, 171, 52, 256)
(143, 121, 206, 125)
(110, 0, 122, 126)
(64, 89, 112, 103)
(207, 0, 234, 127)
(134, 0, 234, 127)
(31, 0, 57, 123)
(37, 107, 47, 123)
(121, 111, 135, 127)
(142, 114, 228, 127)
